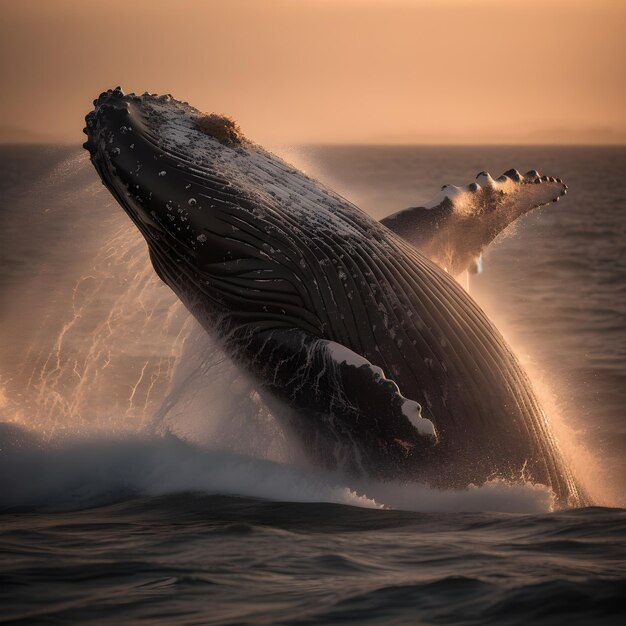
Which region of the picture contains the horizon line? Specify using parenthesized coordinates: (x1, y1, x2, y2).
(1, 140, 625, 148)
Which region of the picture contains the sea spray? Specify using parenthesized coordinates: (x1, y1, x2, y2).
(0, 153, 189, 435)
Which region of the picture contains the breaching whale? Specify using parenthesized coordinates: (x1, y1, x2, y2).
(84, 87, 586, 506)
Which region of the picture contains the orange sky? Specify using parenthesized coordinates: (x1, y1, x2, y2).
(1, 0, 624, 145)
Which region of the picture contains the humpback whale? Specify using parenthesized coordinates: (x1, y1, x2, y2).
(84, 87, 586, 506)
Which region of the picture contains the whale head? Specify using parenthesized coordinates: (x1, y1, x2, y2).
(82, 87, 331, 334)
(83, 87, 255, 269)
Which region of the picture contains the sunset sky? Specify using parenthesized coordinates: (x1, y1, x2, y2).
(1, 0, 624, 145)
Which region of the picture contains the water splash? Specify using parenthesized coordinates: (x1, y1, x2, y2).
(0, 153, 190, 436)
(3, 227, 190, 435)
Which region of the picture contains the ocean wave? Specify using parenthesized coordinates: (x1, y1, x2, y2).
(0, 422, 554, 514)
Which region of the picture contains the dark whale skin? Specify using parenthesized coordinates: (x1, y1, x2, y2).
(84, 88, 587, 506)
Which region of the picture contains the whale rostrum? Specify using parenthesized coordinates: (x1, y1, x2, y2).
(84, 87, 586, 506)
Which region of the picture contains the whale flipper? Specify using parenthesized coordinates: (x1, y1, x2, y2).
(380, 170, 567, 276)
(240, 328, 436, 476)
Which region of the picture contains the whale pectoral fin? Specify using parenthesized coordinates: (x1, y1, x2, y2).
(242, 328, 436, 475)
(380, 169, 567, 276)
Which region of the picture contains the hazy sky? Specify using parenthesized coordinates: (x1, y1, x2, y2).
(1, 0, 624, 145)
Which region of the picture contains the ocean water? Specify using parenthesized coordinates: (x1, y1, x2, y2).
(0, 144, 624, 624)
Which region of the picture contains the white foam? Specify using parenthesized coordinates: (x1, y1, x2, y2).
(357, 478, 555, 514)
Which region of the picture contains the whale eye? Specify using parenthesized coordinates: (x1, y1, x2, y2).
(196, 114, 244, 146)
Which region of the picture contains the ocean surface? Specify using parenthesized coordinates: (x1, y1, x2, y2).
(0, 144, 624, 624)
